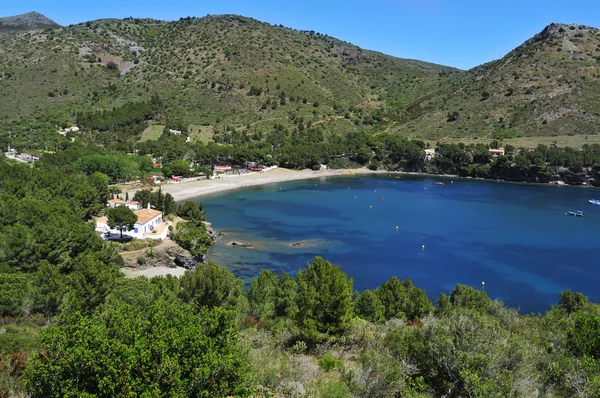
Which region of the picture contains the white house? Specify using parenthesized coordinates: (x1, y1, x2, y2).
(489, 148, 505, 157)
(107, 199, 142, 211)
(133, 207, 163, 236)
(424, 148, 436, 160)
(94, 205, 168, 240)
(58, 126, 80, 135)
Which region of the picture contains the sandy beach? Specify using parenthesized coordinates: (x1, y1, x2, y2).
(122, 266, 188, 278)
(156, 167, 381, 202)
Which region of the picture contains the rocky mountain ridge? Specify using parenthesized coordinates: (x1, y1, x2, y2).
(0, 11, 60, 32)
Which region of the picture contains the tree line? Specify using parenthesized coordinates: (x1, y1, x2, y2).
(76, 96, 162, 136)
(133, 125, 600, 185)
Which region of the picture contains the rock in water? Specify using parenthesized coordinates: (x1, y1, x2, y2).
(230, 241, 253, 248)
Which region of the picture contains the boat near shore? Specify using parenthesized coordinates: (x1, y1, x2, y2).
(567, 210, 584, 217)
(589, 199, 600, 206)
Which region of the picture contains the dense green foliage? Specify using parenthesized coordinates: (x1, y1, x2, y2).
(179, 261, 243, 311)
(76, 97, 161, 135)
(171, 222, 214, 258)
(296, 257, 354, 342)
(25, 302, 248, 398)
(74, 153, 153, 182)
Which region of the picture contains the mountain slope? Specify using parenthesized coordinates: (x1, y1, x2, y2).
(0, 12, 60, 33)
(1, 14, 599, 146)
(389, 23, 600, 140)
(0, 14, 456, 140)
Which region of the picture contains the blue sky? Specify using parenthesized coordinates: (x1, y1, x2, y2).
(4, 0, 600, 69)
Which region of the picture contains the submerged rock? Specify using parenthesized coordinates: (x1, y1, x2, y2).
(230, 241, 253, 248)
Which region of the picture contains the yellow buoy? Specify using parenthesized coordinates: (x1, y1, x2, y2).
(482, 281, 485, 287)
(396, 226, 399, 229)
(422, 245, 425, 249)
(370, 205, 372, 209)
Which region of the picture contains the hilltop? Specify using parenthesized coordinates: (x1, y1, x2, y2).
(0, 11, 60, 33)
(0, 13, 599, 147)
(389, 23, 600, 141)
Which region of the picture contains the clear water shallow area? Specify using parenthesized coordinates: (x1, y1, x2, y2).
(198, 174, 600, 314)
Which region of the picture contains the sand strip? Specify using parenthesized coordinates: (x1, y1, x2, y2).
(156, 168, 381, 202)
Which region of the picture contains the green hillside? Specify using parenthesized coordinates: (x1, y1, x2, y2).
(1, 13, 599, 148)
(0, 14, 455, 145)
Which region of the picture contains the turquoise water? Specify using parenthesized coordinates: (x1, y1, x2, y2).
(199, 175, 600, 313)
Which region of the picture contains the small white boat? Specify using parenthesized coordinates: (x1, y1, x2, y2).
(567, 210, 584, 217)
(589, 199, 600, 206)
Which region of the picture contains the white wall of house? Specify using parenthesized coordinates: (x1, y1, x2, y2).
(133, 214, 162, 236)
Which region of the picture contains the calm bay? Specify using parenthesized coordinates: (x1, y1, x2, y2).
(198, 175, 600, 313)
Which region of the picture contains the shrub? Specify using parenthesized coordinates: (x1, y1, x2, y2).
(248, 86, 262, 96)
(447, 111, 459, 122)
(24, 303, 249, 397)
(318, 354, 344, 372)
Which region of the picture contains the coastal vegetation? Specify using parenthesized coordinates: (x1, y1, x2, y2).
(137, 129, 600, 185)
(1, 160, 600, 396)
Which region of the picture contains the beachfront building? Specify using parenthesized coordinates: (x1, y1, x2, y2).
(489, 148, 505, 157)
(94, 205, 168, 240)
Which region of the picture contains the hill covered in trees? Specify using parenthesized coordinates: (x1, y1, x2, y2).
(1, 13, 599, 148)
